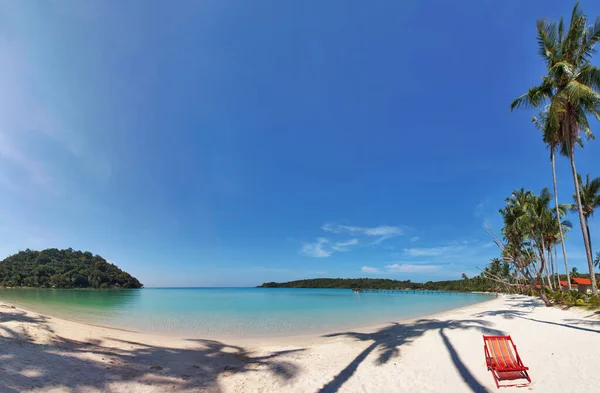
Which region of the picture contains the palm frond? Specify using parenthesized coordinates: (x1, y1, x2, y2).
(580, 15, 600, 61)
(575, 107, 595, 141)
(563, 3, 587, 63)
(510, 81, 553, 111)
(588, 15, 600, 44)
(561, 219, 573, 229)
(558, 17, 565, 47)
(577, 65, 600, 92)
(537, 19, 561, 67)
(564, 79, 597, 99)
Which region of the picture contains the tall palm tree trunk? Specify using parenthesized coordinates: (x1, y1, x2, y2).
(551, 150, 571, 289)
(585, 216, 592, 256)
(569, 147, 597, 294)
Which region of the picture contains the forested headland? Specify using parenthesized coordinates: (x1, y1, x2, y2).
(258, 277, 491, 292)
(0, 248, 143, 289)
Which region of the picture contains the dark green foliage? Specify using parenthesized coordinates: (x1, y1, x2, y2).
(0, 248, 142, 289)
(258, 277, 492, 292)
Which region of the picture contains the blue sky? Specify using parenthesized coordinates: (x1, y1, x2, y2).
(1, 1, 599, 287)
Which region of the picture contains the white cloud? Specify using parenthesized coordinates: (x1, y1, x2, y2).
(331, 238, 359, 252)
(322, 223, 403, 237)
(301, 237, 332, 258)
(385, 263, 442, 273)
(361, 266, 381, 273)
(403, 244, 463, 257)
(410, 236, 420, 242)
(321, 223, 404, 245)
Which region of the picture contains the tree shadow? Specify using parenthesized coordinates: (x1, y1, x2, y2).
(0, 309, 304, 393)
(562, 318, 600, 327)
(474, 309, 600, 334)
(439, 329, 490, 393)
(503, 296, 542, 309)
(0, 307, 54, 343)
(317, 318, 504, 393)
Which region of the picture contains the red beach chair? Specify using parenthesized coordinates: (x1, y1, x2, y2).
(483, 335, 531, 388)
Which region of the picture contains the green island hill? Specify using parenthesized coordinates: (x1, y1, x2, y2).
(0, 248, 143, 289)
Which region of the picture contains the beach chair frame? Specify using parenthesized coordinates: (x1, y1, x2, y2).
(483, 335, 531, 389)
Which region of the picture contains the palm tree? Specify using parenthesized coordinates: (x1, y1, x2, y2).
(543, 207, 572, 289)
(499, 188, 558, 305)
(529, 188, 556, 289)
(570, 173, 600, 257)
(571, 266, 579, 278)
(511, 4, 600, 294)
(595, 252, 600, 268)
(532, 109, 572, 289)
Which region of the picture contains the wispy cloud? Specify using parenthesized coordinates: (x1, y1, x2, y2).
(361, 266, 381, 273)
(302, 223, 409, 258)
(331, 238, 359, 252)
(301, 237, 332, 258)
(403, 245, 461, 257)
(402, 240, 474, 257)
(410, 236, 420, 242)
(385, 263, 442, 273)
(322, 223, 404, 245)
(322, 223, 404, 238)
(0, 133, 55, 192)
(474, 201, 486, 218)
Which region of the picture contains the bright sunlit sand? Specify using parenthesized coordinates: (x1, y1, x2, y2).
(1, 294, 598, 393)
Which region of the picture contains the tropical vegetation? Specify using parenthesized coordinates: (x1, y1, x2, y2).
(0, 248, 143, 289)
(509, 2, 600, 298)
(493, 188, 574, 305)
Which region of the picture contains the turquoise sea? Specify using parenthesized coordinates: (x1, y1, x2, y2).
(0, 288, 492, 337)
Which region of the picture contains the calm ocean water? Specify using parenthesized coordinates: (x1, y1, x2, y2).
(0, 288, 492, 337)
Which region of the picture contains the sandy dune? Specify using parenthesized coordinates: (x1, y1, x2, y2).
(1, 295, 599, 392)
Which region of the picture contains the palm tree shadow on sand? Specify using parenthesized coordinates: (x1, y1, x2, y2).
(317, 318, 505, 393)
(0, 308, 304, 393)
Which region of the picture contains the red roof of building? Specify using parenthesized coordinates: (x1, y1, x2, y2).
(560, 280, 577, 287)
(572, 278, 591, 285)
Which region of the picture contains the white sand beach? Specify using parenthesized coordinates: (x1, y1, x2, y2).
(1, 294, 599, 393)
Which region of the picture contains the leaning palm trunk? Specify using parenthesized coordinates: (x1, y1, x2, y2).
(545, 262, 553, 291)
(540, 237, 553, 290)
(551, 150, 571, 289)
(554, 246, 561, 289)
(548, 249, 558, 289)
(569, 146, 597, 294)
